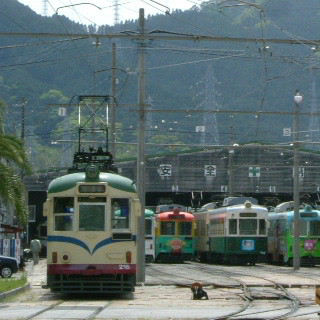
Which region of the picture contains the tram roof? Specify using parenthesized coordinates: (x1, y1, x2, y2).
(268, 205, 320, 220)
(115, 208, 154, 217)
(157, 210, 194, 221)
(48, 172, 137, 194)
(145, 209, 155, 217)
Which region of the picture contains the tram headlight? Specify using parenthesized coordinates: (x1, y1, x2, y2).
(245, 201, 252, 208)
(61, 253, 71, 263)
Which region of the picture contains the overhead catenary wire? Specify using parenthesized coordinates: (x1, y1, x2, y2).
(1, 3, 318, 158)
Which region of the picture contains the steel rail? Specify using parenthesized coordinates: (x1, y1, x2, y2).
(83, 302, 111, 320)
(147, 264, 254, 320)
(25, 300, 65, 320)
(186, 262, 302, 320)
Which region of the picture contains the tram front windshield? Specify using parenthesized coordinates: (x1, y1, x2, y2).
(310, 221, 320, 236)
(161, 221, 175, 235)
(239, 219, 257, 235)
(291, 220, 320, 236)
(178, 222, 192, 235)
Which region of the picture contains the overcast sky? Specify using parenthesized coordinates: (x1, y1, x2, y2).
(17, 0, 196, 26)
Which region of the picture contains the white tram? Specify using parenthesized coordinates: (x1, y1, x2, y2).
(43, 164, 141, 293)
(144, 209, 155, 262)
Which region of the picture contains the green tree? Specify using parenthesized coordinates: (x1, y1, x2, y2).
(0, 102, 32, 225)
(149, 134, 189, 154)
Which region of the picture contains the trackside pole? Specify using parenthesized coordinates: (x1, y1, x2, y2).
(136, 8, 146, 283)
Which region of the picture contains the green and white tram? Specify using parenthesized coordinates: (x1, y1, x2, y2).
(268, 203, 320, 266)
(195, 198, 268, 265)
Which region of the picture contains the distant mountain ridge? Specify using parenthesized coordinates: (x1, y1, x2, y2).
(0, 0, 319, 168)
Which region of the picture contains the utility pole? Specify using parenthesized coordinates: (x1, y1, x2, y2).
(228, 149, 234, 196)
(21, 98, 26, 141)
(110, 43, 117, 158)
(136, 8, 146, 283)
(228, 119, 234, 196)
(293, 90, 303, 270)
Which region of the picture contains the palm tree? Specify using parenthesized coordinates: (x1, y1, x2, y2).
(0, 102, 32, 225)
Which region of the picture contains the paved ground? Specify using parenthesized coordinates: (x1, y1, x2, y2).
(0, 260, 320, 319)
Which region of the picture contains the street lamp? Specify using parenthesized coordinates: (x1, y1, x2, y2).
(293, 90, 302, 270)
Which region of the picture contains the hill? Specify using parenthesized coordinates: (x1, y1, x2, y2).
(0, 0, 319, 169)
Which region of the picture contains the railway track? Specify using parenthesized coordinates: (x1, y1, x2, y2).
(253, 263, 320, 282)
(148, 263, 253, 320)
(186, 262, 300, 319)
(147, 262, 319, 320)
(23, 300, 111, 320)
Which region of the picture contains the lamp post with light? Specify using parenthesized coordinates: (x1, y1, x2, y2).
(293, 90, 303, 270)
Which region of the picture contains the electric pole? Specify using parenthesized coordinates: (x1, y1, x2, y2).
(293, 90, 303, 270)
(136, 8, 146, 283)
(21, 98, 26, 141)
(110, 43, 117, 158)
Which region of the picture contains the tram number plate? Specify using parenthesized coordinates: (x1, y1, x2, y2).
(119, 264, 130, 270)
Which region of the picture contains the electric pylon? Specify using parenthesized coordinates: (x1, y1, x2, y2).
(307, 49, 320, 150)
(201, 65, 220, 145)
(114, 0, 119, 25)
(42, 0, 48, 16)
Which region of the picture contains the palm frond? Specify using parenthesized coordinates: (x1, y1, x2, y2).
(0, 134, 32, 174)
(0, 163, 28, 225)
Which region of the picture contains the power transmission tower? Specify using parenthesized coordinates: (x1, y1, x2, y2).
(114, 0, 119, 25)
(42, 0, 48, 16)
(200, 65, 220, 145)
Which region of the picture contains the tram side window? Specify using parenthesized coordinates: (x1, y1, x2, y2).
(145, 219, 152, 236)
(53, 197, 74, 231)
(54, 197, 74, 214)
(229, 219, 237, 235)
(239, 219, 257, 235)
(161, 221, 175, 235)
(178, 222, 192, 236)
(198, 220, 206, 236)
(310, 221, 320, 236)
(259, 219, 266, 235)
(209, 219, 224, 236)
(111, 198, 130, 229)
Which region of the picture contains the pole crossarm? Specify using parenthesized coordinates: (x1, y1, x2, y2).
(1, 31, 320, 45)
(132, 109, 320, 116)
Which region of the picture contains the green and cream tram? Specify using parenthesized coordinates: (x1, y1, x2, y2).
(195, 198, 268, 265)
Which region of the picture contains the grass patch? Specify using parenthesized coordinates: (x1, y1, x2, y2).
(0, 273, 27, 293)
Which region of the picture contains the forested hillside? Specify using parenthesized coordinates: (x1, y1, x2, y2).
(1, 0, 319, 169)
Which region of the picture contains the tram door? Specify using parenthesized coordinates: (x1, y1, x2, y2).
(273, 220, 283, 262)
(273, 223, 279, 262)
